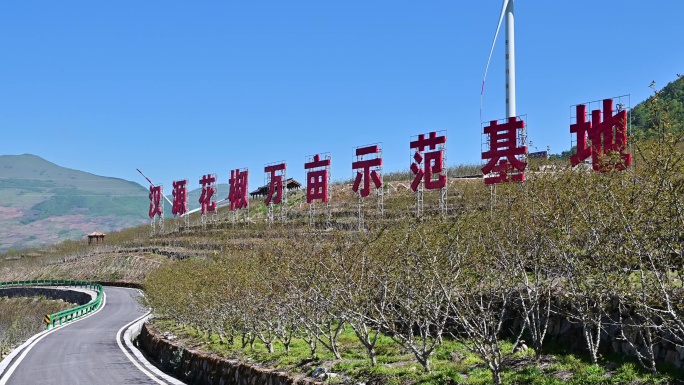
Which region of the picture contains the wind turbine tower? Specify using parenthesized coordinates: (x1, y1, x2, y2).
(483, 0, 517, 119)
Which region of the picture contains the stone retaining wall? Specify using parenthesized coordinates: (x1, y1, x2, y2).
(516, 312, 684, 368)
(137, 324, 321, 385)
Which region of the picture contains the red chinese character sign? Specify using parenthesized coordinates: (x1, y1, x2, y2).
(228, 168, 249, 223)
(305, 153, 331, 227)
(570, 97, 631, 172)
(199, 173, 217, 226)
(352, 145, 383, 198)
(172, 179, 189, 230)
(352, 144, 384, 228)
(172, 180, 188, 216)
(305, 154, 330, 204)
(410, 131, 447, 216)
(228, 168, 249, 210)
(264, 162, 287, 223)
(148, 185, 164, 234)
(481, 117, 527, 185)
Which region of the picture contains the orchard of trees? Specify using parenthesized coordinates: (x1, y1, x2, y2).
(144, 82, 683, 385)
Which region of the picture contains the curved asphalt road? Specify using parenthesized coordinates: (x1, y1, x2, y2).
(3, 287, 172, 385)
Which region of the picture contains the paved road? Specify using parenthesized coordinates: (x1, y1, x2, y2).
(3, 287, 168, 385)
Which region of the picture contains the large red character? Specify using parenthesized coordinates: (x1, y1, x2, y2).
(265, 163, 286, 205)
(228, 169, 249, 210)
(148, 185, 163, 218)
(481, 117, 527, 185)
(410, 132, 446, 191)
(571, 99, 631, 172)
(199, 174, 217, 214)
(352, 145, 382, 198)
(305, 154, 330, 204)
(171, 179, 187, 216)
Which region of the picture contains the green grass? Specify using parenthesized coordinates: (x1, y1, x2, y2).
(150, 318, 679, 385)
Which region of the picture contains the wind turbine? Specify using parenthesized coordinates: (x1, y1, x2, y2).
(136, 168, 174, 207)
(481, 0, 516, 120)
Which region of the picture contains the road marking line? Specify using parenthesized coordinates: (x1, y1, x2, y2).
(115, 312, 168, 385)
(117, 311, 186, 385)
(116, 289, 186, 385)
(0, 292, 107, 384)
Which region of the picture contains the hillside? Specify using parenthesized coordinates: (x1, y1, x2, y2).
(0, 154, 149, 252)
(631, 75, 684, 137)
(1, 122, 682, 383)
(2, 127, 681, 383)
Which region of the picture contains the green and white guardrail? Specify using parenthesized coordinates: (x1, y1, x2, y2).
(0, 280, 104, 330)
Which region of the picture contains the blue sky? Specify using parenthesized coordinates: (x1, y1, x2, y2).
(1, 1, 682, 195)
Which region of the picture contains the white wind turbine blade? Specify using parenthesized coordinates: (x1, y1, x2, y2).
(136, 168, 174, 207)
(183, 207, 202, 216)
(181, 197, 229, 217)
(480, 0, 509, 122)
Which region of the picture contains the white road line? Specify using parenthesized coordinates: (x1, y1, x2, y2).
(117, 311, 186, 385)
(116, 289, 186, 385)
(115, 312, 168, 385)
(1, 288, 186, 385)
(0, 292, 108, 385)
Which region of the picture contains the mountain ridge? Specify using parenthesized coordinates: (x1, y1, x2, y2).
(0, 154, 149, 252)
(0, 154, 146, 193)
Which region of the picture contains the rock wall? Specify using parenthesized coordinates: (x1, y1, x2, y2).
(0, 287, 93, 305)
(509, 311, 684, 368)
(137, 324, 321, 385)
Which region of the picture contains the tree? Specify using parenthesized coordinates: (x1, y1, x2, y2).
(370, 220, 461, 373)
(631, 76, 684, 138)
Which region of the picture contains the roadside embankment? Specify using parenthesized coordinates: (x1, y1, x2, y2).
(137, 323, 320, 385)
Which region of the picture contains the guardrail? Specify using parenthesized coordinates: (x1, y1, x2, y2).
(0, 280, 104, 330)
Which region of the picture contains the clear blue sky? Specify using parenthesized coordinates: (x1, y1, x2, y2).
(1, 1, 682, 194)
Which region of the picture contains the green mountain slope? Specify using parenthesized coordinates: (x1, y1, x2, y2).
(0, 154, 149, 251)
(631, 76, 684, 137)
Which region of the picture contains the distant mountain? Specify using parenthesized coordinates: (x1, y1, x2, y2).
(0, 154, 149, 252)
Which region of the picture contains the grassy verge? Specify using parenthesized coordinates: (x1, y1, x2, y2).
(0, 296, 74, 356)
